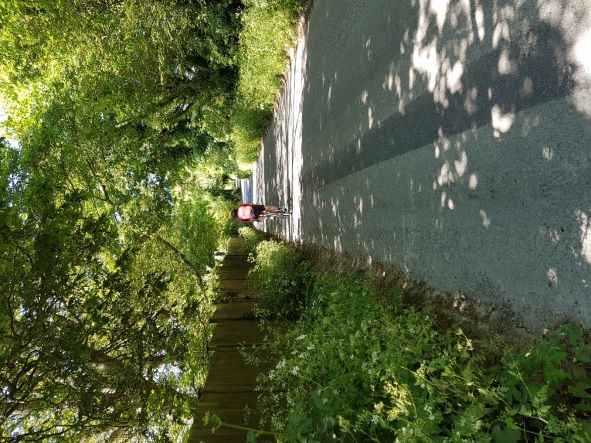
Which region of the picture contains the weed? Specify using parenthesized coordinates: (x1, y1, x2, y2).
(246, 243, 591, 442)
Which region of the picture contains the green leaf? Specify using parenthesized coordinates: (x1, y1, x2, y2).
(530, 384, 550, 408)
(573, 420, 591, 442)
(543, 367, 569, 384)
(569, 381, 591, 399)
(575, 401, 591, 412)
(492, 425, 521, 442)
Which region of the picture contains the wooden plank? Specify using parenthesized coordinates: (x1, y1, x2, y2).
(208, 346, 256, 367)
(219, 279, 248, 291)
(190, 396, 274, 443)
(189, 420, 255, 443)
(218, 271, 249, 281)
(196, 408, 258, 427)
(213, 301, 256, 320)
(222, 255, 250, 262)
(220, 261, 250, 271)
(227, 246, 250, 256)
(219, 259, 251, 268)
(219, 269, 250, 278)
(218, 289, 256, 301)
(189, 430, 254, 443)
(228, 238, 248, 248)
(210, 320, 264, 346)
(219, 265, 250, 274)
(189, 429, 274, 443)
(198, 392, 258, 409)
(189, 432, 246, 443)
(207, 346, 271, 370)
(205, 349, 261, 391)
(226, 248, 250, 256)
(190, 412, 275, 443)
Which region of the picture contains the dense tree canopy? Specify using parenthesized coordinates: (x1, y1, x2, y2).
(0, 0, 242, 440)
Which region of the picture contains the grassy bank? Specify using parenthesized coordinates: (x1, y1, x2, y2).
(231, 0, 307, 165)
(240, 228, 591, 442)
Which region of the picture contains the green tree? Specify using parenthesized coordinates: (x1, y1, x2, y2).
(0, 139, 205, 440)
(0, 0, 244, 439)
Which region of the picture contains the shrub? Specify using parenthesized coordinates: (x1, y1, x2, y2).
(258, 274, 491, 441)
(231, 0, 306, 164)
(491, 324, 591, 441)
(238, 226, 266, 253)
(231, 103, 271, 164)
(248, 240, 313, 319)
(253, 269, 591, 442)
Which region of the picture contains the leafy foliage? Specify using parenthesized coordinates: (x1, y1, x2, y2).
(0, 141, 214, 441)
(0, 1, 247, 440)
(1, 0, 241, 140)
(231, 0, 306, 163)
(239, 226, 267, 254)
(248, 240, 313, 320)
(247, 242, 591, 442)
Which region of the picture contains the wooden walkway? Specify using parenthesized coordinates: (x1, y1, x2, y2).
(188, 237, 271, 443)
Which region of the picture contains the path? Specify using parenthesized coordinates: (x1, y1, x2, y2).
(188, 237, 270, 443)
(251, 0, 591, 331)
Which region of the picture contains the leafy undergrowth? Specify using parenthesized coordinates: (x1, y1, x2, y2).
(231, 0, 307, 165)
(248, 238, 313, 320)
(239, 225, 268, 254)
(243, 235, 591, 442)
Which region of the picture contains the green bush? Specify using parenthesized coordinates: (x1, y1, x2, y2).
(253, 270, 591, 442)
(248, 240, 313, 319)
(231, 0, 306, 164)
(258, 274, 487, 441)
(239, 225, 266, 253)
(491, 324, 591, 441)
(231, 103, 271, 164)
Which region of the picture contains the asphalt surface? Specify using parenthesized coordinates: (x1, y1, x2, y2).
(251, 0, 591, 331)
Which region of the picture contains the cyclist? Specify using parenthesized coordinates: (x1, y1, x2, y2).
(233, 203, 284, 222)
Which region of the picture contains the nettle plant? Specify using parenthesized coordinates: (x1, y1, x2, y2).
(247, 243, 591, 442)
(492, 324, 591, 441)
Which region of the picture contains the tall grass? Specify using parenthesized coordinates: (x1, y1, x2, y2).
(231, 0, 306, 164)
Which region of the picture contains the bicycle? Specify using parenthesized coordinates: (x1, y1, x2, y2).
(260, 208, 291, 220)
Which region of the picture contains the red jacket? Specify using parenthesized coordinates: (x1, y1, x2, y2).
(237, 204, 264, 222)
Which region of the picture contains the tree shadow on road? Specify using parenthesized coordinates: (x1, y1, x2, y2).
(257, 0, 591, 330)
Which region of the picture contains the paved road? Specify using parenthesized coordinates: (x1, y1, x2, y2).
(251, 0, 591, 331)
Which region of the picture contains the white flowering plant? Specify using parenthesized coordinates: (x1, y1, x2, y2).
(245, 241, 591, 441)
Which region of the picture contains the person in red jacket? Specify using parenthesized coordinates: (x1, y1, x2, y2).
(233, 203, 280, 222)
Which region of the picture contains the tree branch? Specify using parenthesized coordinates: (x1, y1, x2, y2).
(154, 235, 206, 295)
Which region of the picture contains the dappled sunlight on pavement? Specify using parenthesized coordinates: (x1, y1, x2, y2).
(253, 14, 308, 241)
(252, 0, 591, 332)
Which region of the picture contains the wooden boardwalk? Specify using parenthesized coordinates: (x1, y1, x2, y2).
(188, 237, 271, 443)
